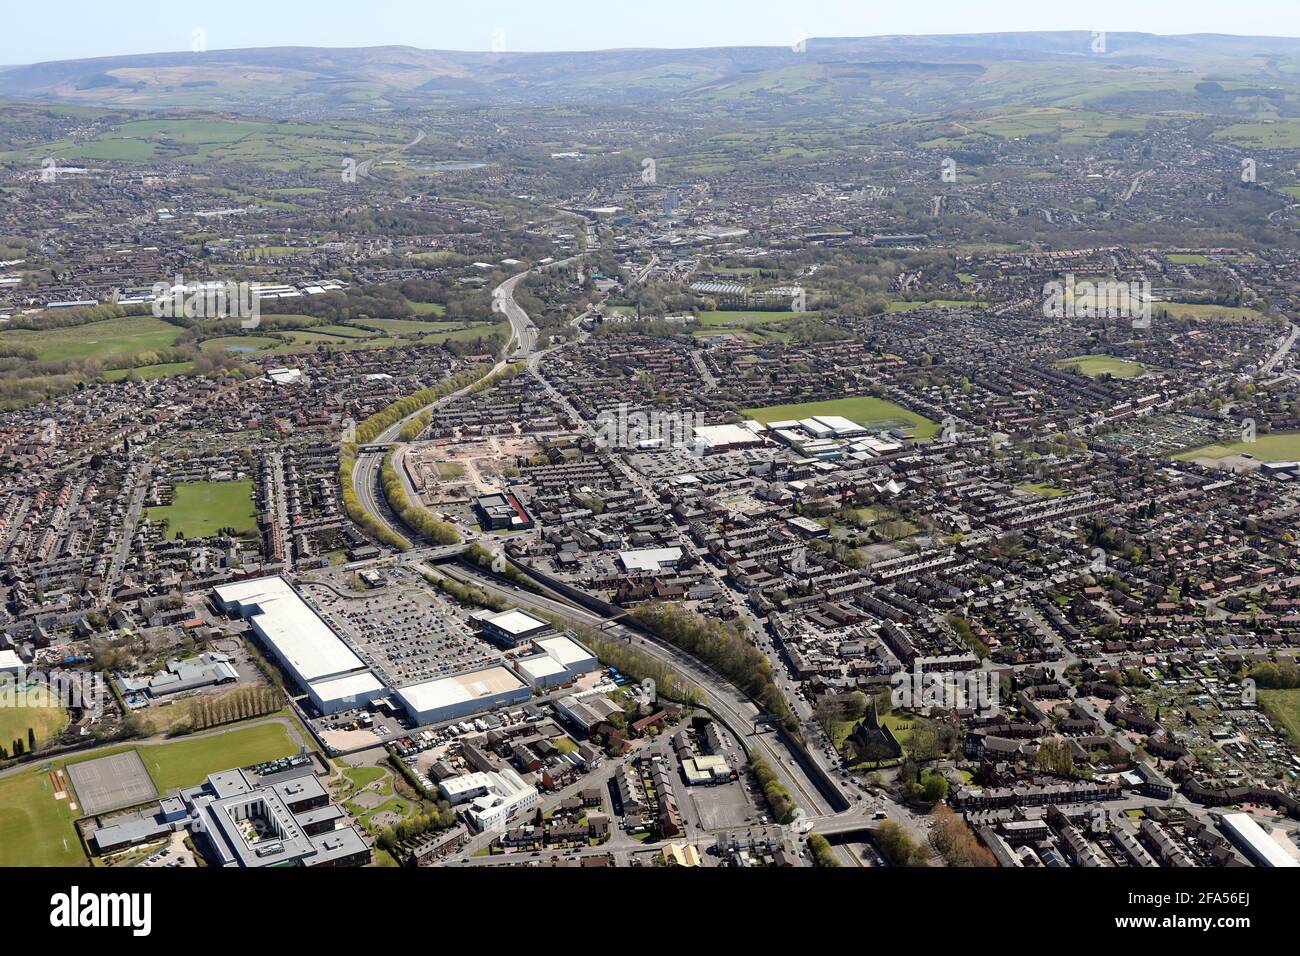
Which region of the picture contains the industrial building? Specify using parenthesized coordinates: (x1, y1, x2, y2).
(1219, 812, 1300, 867)
(89, 762, 370, 868)
(618, 547, 684, 573)
(212, 577, 385, 715)
(475, 607, 552, 648)
(117, 652, 238, 700)
(513, 633, 599, 689)
(690, 422, 765, 455)
(475, 491, 534, 531)
(438, 766, 538, 832)
(396, 664, 531, 726)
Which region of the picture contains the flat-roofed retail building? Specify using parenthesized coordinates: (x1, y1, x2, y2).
(212, 576, 384, 715)
(396, 664, 531, 726)
(476, 608, 552, 648)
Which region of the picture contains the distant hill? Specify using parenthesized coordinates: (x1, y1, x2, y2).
(3, 32, 1300, 117)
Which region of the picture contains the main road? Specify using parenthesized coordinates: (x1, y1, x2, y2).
(351, 267, 540, 525)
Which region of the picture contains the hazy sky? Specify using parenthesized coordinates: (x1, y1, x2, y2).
(5, 0, 1300, 65)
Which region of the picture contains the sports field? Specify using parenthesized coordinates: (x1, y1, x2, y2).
(145, 478, 257, 540)
(0, 720, 301, 866)
(1174, 432, 1300, 463)
(0, 315, 181, 363)
(1055, 354, 1148, 379)
(0, 684, 70, 753)
(743, 395, 940, 439)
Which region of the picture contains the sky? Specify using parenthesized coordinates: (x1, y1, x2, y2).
(5, 0, 1300, 65)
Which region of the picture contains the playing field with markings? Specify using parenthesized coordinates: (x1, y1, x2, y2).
(66, 750, 158, 816)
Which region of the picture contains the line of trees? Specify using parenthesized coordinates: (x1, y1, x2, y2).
(751, 755, 796, 824)
(380, 451, 460, 545)
(930, 805, 997, 867)
(568, 622, 706, 707)
(337, 445, 412, 551)
(630, 602, 797, 731)
(354, 362, 492, 444)
(178, 687, 283, 734)
(807, 832, 840, 867)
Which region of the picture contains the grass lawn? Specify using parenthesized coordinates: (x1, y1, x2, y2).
(146, 478, 257, 540)
(0, 315, 181, 363)
(1055, 354, 1148, 379)
(1017, 482, 1068, 498)
(1154, 302, 1269, 323)
(102, 361, 195, 382)
(1174, 431, 1300, 463)
(129, 722, 301, 793)
(1260, 689, 1300, 749)
(0, 684, 70, 753)
(0, 720, 302, 866)
(0, 768, 83, 866)
(885, 299, 986, 312)
(1166, 254, 1210, 265)
(743, 395, 940, 439)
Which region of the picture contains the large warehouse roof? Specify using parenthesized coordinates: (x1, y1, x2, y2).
(1220, 812, 1300, 867)
(398, 666, 526, 715)
(535, 635, 595, 668)
(214, 576, 364, 684)
(309, 671, 384, 706)
(484, 609, 549, 637)
(691, 423, 762, 450)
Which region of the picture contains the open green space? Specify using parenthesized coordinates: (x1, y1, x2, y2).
(1016, 482, 1069, 498)
(1213, 120, 1300, 149)
(743, 395, 940, 439)
(0, 315, 181, 363)
(0, 685, 70, 753)
(0, 768, 83, 866)
(1260, 689, 1300, 749)
(101, 361, 195, 382)
(1155, 302, 1270, 323)
(885, 299, 986, 312)
(0, 720, 301, 866)
(1174, 431, 1300, 463)
(1055, 354, 1148, 379)
(146, 478, 257, 540)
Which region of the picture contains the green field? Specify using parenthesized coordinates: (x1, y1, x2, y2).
(1166, 254, 1210, 265)
(0, 720, 301, 867)
(1260, 689, 1300, 749)
(885, 299, 986, 312)
(146, 479, 257, 540)
(1174, 431, 1300, 463)
(1155, 302, 1269, 323)
(121, 722, 301, 793)
(743, 395, 940, 439)
(0, 315, 181, 363)
(1213, 120, 1300, 149)
(0, 115, 412, 173)
(1016, 482, 1069, 498)
(101, 361, 195, 382)
(0, 685, 70, 753)
(0, 768, 83, 866)
(1055, 354, 1148, 379)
